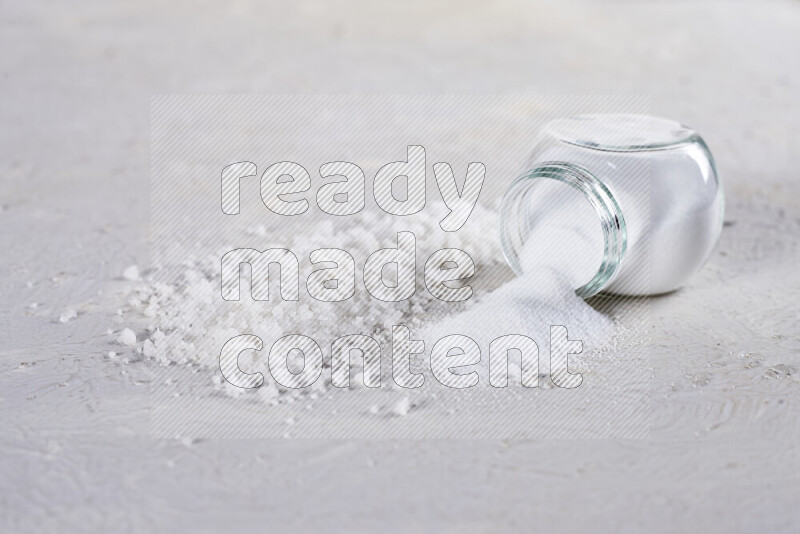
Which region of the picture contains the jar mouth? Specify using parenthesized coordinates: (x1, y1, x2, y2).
(499, 162, 627, 299)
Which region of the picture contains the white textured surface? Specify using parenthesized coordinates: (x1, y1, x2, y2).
(2, 0, 799, 532)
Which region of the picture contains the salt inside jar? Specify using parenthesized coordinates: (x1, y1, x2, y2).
(500, 114, 725, 297)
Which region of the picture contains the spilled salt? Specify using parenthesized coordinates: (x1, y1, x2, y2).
(392, 397, 411, 416)
(118, 328, 137, 346)
(122, 265, 140, 281)
(419, 182, 612, 371)
(129, 202, 503, 373)
(119, 196, 614, 400)
(142, 339, 156, 357)
(59, 309, 77, 323)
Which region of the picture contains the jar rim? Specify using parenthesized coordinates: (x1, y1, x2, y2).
(499, 162, 627, 299)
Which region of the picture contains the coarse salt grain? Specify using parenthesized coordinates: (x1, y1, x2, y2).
(118, 328, 137, 346)
(59, 309, 77, 323)
(123, 265, 140, 281)
(392, 397, 411, 416)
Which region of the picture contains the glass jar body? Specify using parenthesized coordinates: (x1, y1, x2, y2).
(500, 114, 724, 297)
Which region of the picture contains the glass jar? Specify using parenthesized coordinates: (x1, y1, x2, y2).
(499, 114, 724, 298)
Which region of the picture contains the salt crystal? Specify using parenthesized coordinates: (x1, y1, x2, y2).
(122, 265, 140, 281)
(392, 397, 411, 416)
(142, 339, 155, 357)
(246, 224, 267, 237)
(59, 309, 77, 323)
(258, 383, 279, 402)
(118, 328, 137, 346)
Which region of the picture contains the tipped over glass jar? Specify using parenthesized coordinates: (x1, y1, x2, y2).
(500, 114, 724, 298)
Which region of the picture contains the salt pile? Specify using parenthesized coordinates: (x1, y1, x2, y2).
(417, 186, 613, 379)
(115, 203, 501, 384)
(115, 196, 615, 401)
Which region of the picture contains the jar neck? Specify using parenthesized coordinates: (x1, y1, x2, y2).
(499, 162, 627, 298)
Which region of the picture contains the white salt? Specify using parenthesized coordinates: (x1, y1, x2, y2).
(419, 184, 612, 375)
(119, 198, 614, 400)
(59, 309, 77, 323)
(517, 180, 605, 289)
(392, 396, 411, 416)
(118, 328, 137, 346)
(142, 339, 155, 357)
(127, 202, 503, 373)
(122, 265, 140, 281)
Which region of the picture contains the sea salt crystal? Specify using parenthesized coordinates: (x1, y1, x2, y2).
(59, 309, 77, 323)
(118, 328, 137, 346)
(245, 224, 267, 237)
(392, 397, 411, 416)
(142, 339, 156, 357)
(259, 384, 279, 402)
(122, 265, 140, 281)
